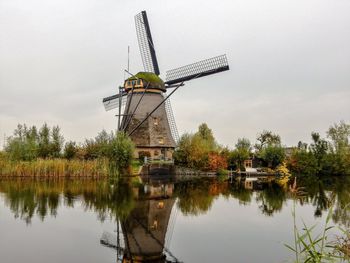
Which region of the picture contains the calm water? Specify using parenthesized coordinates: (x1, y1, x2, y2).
(0, 176, 349, 263)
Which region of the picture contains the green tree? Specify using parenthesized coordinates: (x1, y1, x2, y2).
(254, 130, 284, 168)
(326, 121, 350, 175)
(64, 141, 77, 160)
(188, 133, 210, 169)
(327, 121, 350, 153)
(289, 150, 318, 176)
(229, 138, 251, 170)
(106, 132, 135, 173)
(255, 130, 281, 152)
(174, 124, 220, 170)
(94, 129, 112, 157)
(38, 123, 51, 158)
(173, 133, 192, 166)
(196, 123, 216, 151)
(261, 145, 285, 168)
(309, 132, 329, 174)
(5, 124, 39, 161)
(50, 125, 64, 158)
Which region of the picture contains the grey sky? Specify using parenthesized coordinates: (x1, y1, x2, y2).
(1, 0, 349, 149)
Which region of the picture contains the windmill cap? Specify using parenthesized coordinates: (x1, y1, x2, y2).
(126, 72, 165, 91)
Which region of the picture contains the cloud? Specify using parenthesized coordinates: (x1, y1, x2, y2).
(1, 0, 350, 149)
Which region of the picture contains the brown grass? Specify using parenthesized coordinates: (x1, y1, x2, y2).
(0, 158, 110, 177)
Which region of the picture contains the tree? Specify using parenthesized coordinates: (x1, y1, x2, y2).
(174, 124, 220, 170)
(297, 141, 308, 151)
(327, 121, 350, 153)
(187, 134, 210, 169)
(106, 132, 135, 173)
(326, 121, 350, 175)
(94, 129, 112, 157)
(255, 130, 281, 152)
(50, 125, 64, 158)
(38, 123, 51, 158)
(207, 152, 228, 171)
(288, 149, 318, 176)
(5, 124, 39, 161)
(173, 133, 192, 166)
(229, 138, 251, 170)
(254, 130, 284, 168)
(64, 141, 77, 160)
(309, 132, 329, 174)
(196, 123, 216, 151)
(261, 145, 285, 168)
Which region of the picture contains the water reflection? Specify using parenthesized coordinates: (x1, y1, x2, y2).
(0, 175, 350, 261)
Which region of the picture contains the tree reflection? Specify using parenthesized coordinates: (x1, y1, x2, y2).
(256, 182, 286, 216)
(0, 175, 349, 227)
(228, 180, 253, 205)
(0, 178, 135, 224)
(174, 179, 216, 216)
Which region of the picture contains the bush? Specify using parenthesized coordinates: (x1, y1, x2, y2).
(64, 141, 77, 160)
(106, 132, 135, 173)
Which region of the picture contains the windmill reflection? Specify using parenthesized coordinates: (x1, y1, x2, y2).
(101, 178, 181, 263)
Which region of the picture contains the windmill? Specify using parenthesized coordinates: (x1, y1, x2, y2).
(102, 11, 229, 161)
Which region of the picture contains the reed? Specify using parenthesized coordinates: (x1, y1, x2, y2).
(285, 178, 348, 262)
(0, 158, 110, 177)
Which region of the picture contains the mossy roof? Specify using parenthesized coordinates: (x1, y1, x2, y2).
(127, 72, 164, 84)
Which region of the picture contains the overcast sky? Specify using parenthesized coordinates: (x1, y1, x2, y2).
(1, 0, 349, 149)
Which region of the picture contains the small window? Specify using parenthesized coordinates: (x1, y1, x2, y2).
(158, 138, 164, 145)
(153, 117, 159, 126)
(137, 79, 141, 85)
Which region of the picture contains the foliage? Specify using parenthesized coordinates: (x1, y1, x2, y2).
(128, 72, 164, 85)
(289, 150, 319, 177)
(197, 123, 216, 151)
(260, 145, 285, 169)
(275, 162, 292, 187)
(326, 121, 350, 176)
(207, 152, 228, 172)
(106, 132, 135, 173)
(3, 124, 136, 176)
(327, 121, 350, 154)
(174, 123, 220, 170)
(285, 202, 349, 263)
(229, 138, 251, 170)
(255, 130, 281, 152)
(4, 124, 65, 161)
(64, 141, 77, 160)
(253, 130, 285, 169)
(309, 132, 329, 173)
(287, 121, 350, 177)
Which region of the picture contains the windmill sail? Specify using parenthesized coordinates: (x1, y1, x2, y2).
(102, 92, 127, 111)
(164, 97, 180, 144)
(135, 11, 160, 75)
(165, 54, 229, 85)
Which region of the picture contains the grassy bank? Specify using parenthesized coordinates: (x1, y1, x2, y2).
(0, 158, 110, 177)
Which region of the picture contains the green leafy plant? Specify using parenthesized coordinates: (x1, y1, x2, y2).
(286, 180, 347, 262)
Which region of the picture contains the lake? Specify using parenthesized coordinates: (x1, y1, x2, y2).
(0, 176, 349, 263)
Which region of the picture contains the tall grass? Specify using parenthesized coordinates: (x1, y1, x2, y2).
(0, 158, 110, 177)
(286, 177, 348, 262)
